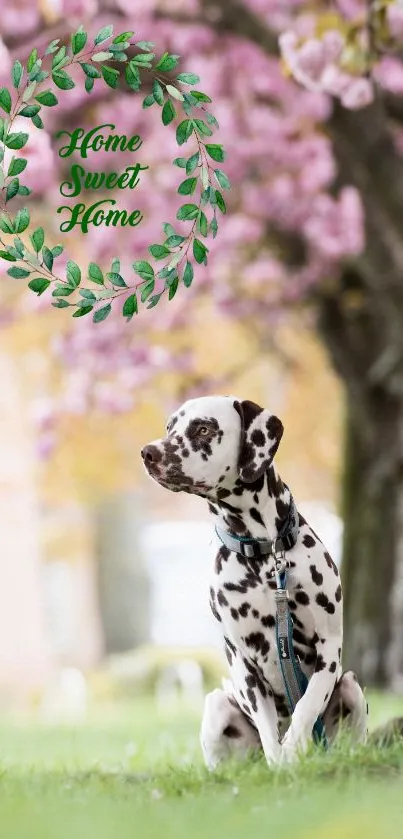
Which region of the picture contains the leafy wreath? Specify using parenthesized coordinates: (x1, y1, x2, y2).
(0, 24, 230, 323)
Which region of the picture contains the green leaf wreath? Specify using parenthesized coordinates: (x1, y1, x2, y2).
(0, 25, 230, 323)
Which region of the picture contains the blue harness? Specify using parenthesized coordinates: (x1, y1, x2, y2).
(215, 495, 327, 749)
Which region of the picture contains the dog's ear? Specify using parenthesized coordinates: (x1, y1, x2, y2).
(234, 399, 283, 483)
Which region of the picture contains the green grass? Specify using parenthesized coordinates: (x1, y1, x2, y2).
(1, 693, 403, 839)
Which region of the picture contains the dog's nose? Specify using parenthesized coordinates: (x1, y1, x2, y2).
(141, 444, 159, 463)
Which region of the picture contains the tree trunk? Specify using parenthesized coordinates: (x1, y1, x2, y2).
(341, 389, 403, 687)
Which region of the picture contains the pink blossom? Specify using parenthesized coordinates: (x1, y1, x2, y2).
(0, 0, 39, 36)
(340, 77, 374, 110)
(387, 2, 403, 41)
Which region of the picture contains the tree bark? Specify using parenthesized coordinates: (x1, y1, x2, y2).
(341, 388, 403, 686)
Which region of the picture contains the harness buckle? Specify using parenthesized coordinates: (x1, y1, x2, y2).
(240, 541, 259, 559)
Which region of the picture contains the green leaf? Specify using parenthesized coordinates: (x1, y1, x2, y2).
(52, 46, 67, 69)
(165, 235, 185, 247)
(0, 88, 12, 114)
(162, 100, 175, 126)
(42, 246, 54, 271)
(193, 238, 208, 264)
(205, 144, 225, 162)
(8, 266, 31, 279)
(27, 49, 38, 73)
(94, 25, 114, 45)
(107, 272, 127, 287)
(73, 305, 93, 317)
(0, 250, 16, 261)
(176, 119, 193, 146)
(52, 285, 75, 297)
(132, 53, 155, 66)
(123, 293, 138, 320)
(92, 51, 113, 62)
(31, 114, 44, 130)
(153, 79, 164, 105)
(190, 90, 212, 103)
(80, 63, 101, 79)
(167, 275, 179, 300)
(166, 84, 184, 101)
(79, 289, 96, 301)
(186, 152, 200, 175)
(85, 77, 94, 94)
(14, 207, 30, 234)
(93, 303, 112, 323)
(52, 71, 75, 90)
(52, 299, 71, 308)
(113, 31, 134, 43)
(173, 158, 187, 168)
(197, 210, 208, 237)
(178, 177, 197, 195)
(7, 157, 27, 177)
(28, 277, 50, 295)
(215, 190, 227, 214)
(101, 66, 119, 89)
(205, 112, 219, 129)
(146, 293, 163, 309)
(111, 257, 120, 274)
(141, 280, 155, 303)
(155, 53, 180, 72)
(18, 185, 31, 196)
(136, 41, 155, 51)
(142, 94, 155, 109)
(193, 118, 213, 137)
(6, 178, 19, 202)
(176, 203, 199, 221)
(12, 61, 23, 90)
(133, 260, 154, 280)
(210, 216, 218, 238)
(149, 244, 170, 259)
(35, 90, 58, 107)
(18, 104, 40, 118)
(125, 64, 140, 91)
(52, 245, 64, 257)
(66, 260, 81, 287)
(22, 82, 37, 103)
(30, 227, 45, 253)
(0, 214, 14, 234)
(88, 262, 104, 285)
(45, 39, 61, 56)
(72, 29, 88, 55)
(176, 72, 200, 85)
(214, 169, 231, 190)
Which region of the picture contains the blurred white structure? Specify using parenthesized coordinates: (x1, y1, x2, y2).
(140, 504, 343, 649)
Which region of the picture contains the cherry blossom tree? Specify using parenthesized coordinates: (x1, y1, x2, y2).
(2, 0, 403, 686)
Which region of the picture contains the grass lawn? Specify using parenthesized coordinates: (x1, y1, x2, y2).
(1, 692, 403, 839)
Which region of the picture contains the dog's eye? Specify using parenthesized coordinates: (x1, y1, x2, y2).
(199, 426, 209, 436)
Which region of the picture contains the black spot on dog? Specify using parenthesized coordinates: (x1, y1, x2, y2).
(223, 724, 242, 739)
(310, 565, 323, 586)
(315, 654, 326, 672)
(252, 608, 260, 619)
(250, 507, 264, 526)
(329, 661, 337, 673)
(245, 632, 270, 658)
(251, 429, 265, 447)
(238, 602, 251, 618)
(305, 652, 316, 666)
(303, 534, 316, 548)
(247, 687, 257, 713)
(215, 546, 230, 574)
(261, 614, 275, 629)
(209, 588, 221, 623)
(324, 551, 339, 575)
(217, 590, 228, 608)
(316, 592, 335, 614)
(335, 584, 342, 602)
(230, 608, 239, 621)
(295, 590, 310, 606)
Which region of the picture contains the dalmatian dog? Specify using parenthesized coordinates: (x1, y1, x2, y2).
(141, 395, 368, 767)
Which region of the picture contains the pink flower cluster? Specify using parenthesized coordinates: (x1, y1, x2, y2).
(279, 29, 374, 110)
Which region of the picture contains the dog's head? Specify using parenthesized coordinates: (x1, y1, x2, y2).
(141, 395, 283, 497)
